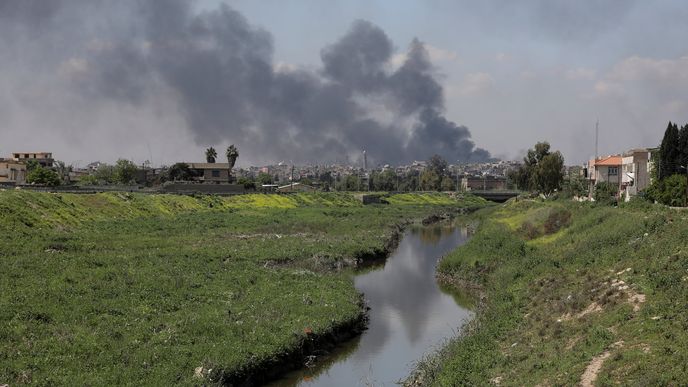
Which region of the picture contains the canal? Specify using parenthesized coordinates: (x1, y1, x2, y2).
(268, 224, 474, 386)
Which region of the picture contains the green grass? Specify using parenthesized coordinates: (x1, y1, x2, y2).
(386, 192, 490, 207)
(412, 199, 688, 386)
(0, 190, 482, 385)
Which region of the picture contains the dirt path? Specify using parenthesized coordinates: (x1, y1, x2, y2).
(580, 351, 610, 386)
(580, 341, 623, 386)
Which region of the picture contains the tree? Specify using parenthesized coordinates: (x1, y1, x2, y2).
(512, 141, 564, 194)
(26, 166, 60, 186)
(167, 163, 194, 181)
(78, 175, 99, 186)
(419, 170, 441, 191)
(113, 159, 139, 184)
(646, 174, 687, 206)
(226, 145, 239, 181)
(533, 152, 564, 195)
(336, 174, 360, 191)
(371, 169, 397, 191)
(679, 124, 688, 172)
(441, 176, 456, 191)
(658, 122, 680, 180)
(94, 164, 116, 184)
(256, 172, 273, 185)
(237, 176, 256, 190)
(54, 160, 73, 185)
(205, 147, 217, 163)
(25, 159, 40, 172)
(399, 170, 419, 192)
(427, 154, 448, 178)
(563, 174, 587, 198)
(318, 171, 334, 186)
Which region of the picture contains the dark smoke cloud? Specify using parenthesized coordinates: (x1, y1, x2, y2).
(0, 0, 491, 165)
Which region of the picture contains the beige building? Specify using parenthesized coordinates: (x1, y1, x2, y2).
(187, 163, 231, 183)
(586, 149, 653, 201)
(621, 149, 652, 201)
(0, 158, 27, 184)
(12, 152, 54, 168)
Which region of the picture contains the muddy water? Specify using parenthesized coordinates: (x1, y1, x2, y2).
(268, 225, 473, 387)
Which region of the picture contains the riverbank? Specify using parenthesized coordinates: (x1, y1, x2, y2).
(0, 191, 488, 385)
(408, 199, 688, 386)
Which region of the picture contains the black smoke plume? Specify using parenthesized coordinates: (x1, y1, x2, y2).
(0, 0, 491, 165)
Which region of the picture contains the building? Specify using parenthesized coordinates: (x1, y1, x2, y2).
(187, 163, 231, 183)
(0, 158, 27, 185)
(586, 149, 653, 201)
(12, 152, 54, 168)
(621, 149, 652, 201)
(587, 155, 622, 188)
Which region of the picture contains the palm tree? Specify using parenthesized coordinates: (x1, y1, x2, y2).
(54, 160, 73, 184)
(226, 145, 239, 182)
(205, 147, 217, 163)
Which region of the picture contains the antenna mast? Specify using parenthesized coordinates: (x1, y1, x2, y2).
(595, 119, 599, 159)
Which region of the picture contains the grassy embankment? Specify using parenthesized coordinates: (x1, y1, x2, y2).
(0, 190, 486, 385)
(410, 199, 688, 386)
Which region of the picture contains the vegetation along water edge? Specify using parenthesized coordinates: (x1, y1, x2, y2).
(406, 198, 688, 386)
(0, 190, 489, 385)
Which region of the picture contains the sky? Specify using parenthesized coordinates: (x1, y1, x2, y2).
(2, 0, 688, 167)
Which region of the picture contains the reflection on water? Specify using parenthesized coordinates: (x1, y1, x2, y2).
(268, 225, 473, 387)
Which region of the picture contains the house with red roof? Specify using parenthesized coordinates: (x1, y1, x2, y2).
(585, 148, 653, 201)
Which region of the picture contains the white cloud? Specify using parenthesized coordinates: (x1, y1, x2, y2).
(425, 45, 461, 63)
(459, 72, 495, 96)
(606, 55, 688, 82)
(594, 54, 688, 97)
(565, 67, 597, 80)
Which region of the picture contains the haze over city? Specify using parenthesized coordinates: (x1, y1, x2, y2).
(2, 0, 688, 167)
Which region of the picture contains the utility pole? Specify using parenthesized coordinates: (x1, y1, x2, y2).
(595, 119, 599, 160)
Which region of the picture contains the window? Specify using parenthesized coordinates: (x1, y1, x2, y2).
(608, 167, 618, 176)
(211, 170, 220, 178)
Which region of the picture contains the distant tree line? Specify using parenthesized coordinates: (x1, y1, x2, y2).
(79, 159, 140, 186)
(646, 122, 688, 206)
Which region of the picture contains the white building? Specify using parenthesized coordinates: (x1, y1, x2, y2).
(621, 149, 652, 201)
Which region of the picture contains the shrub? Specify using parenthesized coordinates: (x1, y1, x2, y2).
(594, 182, 618, 205)
(519, 221, 541, 239)
(26, 166, 60, 186)
(543, 208, 571, 234)
(645, 174, 687, 206)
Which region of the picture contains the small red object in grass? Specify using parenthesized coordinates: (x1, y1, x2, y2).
(303, 327, 312, 335)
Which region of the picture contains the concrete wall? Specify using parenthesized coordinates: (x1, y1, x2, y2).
(0, 160, 27, 184)
(461, 177, 507, 191)
(161, 183, 245, 195)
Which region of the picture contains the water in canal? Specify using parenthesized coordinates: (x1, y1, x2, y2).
(268, 224, 474, 387)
